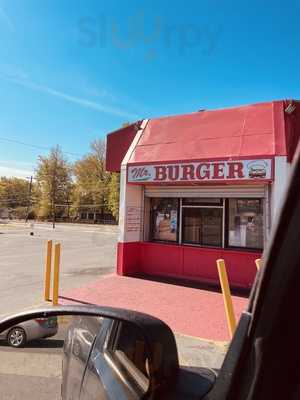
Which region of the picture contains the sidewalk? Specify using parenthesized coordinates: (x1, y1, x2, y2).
(61, 274, 249, 342)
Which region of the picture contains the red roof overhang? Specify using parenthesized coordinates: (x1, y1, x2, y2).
(128, 101, 293, 165)
(106, 121, 142, 172)
(106, 100, 300, 172)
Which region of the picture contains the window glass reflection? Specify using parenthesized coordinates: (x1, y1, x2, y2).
(228, 199, 263, 249)
(182, 208, 222, 247)
(150, 198, 178, 242)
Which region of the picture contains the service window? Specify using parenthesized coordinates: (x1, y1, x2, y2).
(182, 200, 223, 247)
(227, 198, 264, 250)
(150, 198, 179, 242)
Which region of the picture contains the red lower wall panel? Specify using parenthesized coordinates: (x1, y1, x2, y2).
(117, 242, 141, 275)
(219, 250, 260, 288)
(141, 243, 184, 276)
(117, 241, 261, 289)
(183, 246, 222, 281)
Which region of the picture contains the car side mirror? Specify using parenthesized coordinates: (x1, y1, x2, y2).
(0, 305, 179, 399)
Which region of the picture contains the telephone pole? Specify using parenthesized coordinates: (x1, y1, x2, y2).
(25, 176, 33, 223)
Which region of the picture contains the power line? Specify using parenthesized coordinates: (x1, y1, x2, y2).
(0, 195, 29, 198)
(0, 136, 83, 158)
(0, 200, 34, 202)
(0, 195, 35, 200)
(0, 199, 32, 203)
(55, 204, 105, 207)
(0, 198, 37, 203)
(0, 196, 31, 200)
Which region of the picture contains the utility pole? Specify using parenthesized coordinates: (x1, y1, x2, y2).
(66, 189, 70, 221)
(25, 176, 33, 223)
(52, 153, 58, 229)
(52, 201, 56, 229)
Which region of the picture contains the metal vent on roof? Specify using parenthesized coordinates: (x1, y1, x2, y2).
(285, 103, 296, 114)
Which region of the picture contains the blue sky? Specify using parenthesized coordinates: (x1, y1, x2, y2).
(0, 0, 300, 177)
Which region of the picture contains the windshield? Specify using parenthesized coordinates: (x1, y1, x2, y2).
(0, 1, 299, 399)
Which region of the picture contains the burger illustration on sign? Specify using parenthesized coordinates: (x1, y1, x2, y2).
(247, 161, 267, 179)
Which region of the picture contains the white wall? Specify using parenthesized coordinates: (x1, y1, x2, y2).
(271, 156, 291, 222)
(118, 119, 148, 243)
(118, 165, 143, 242)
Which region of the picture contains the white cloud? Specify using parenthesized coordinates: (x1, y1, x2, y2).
(0, 160, 35, 168)
(0, 165, 33, 179)
(0, 162, 34, 179)
(82, 86, 117, 103)
(7, 77, 139, 120)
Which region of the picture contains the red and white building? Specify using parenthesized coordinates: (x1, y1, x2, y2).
(106, 100, 300, 289)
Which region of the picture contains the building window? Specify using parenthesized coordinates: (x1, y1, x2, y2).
(182, 201, 223, 247)
(148, 197, 264, 250)
(182, 198, 223, 206)
(150, 198, 178, 242)
(227, 199, 263, 249)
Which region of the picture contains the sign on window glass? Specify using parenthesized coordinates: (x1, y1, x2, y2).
(151, 199, 178, 242)
(228, 199, 263, 249)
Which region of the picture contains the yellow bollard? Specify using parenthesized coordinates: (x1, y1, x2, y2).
(44, 240, 52, 301)
(52, 243, 61, 306)
(255, 258, 262, 271)
(216, 259, 236, 338)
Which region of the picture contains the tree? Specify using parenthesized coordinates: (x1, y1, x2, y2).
(0, 177, 30, 209)
(73, 139, 109, 216)
(35, 146, 72, 225)
(73, 139, 121, 222)
(107, 172, 120, 220)
(0, 176, 36, 219)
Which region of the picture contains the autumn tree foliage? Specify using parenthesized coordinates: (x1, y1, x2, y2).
(35, 146, 72, 221)
(73, 139, 119, 220)
(1, 140, 121, 222)
(0, 177, 33, 219)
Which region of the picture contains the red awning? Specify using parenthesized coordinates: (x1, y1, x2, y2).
(106, 100, 300, 172)
(128, 101, 289, 165)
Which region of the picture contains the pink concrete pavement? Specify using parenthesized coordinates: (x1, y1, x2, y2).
(61, 274, 249, 342)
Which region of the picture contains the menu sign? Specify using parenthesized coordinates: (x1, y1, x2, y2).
(128, 159, 273, 183)
(126, 206, 141, 233)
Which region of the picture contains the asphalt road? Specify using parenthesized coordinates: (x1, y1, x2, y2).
(0, 221, 118, 316)
(0, 221, 228, 382)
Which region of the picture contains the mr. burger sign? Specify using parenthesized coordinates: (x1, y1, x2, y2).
(127, 159, 273, 183)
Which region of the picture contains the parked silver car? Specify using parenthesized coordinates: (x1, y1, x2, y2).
(0, 316, 58, 347)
